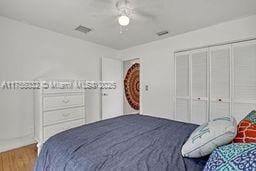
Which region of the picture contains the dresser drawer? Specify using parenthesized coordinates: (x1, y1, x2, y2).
(44, 119, 84, 141)
(43, 88, 83, 94)
(43, 107, 85, 126)
(43, 95, 84, 111)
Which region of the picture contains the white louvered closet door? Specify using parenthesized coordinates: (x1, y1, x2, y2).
(210, 45, 231, 119)
(232, 40, 256, 122)
(191, 49, 208, 124)
(175, 52, 190, 122)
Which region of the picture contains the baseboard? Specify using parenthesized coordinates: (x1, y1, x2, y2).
(0, 136, 35, 153)
(124, 112, 140, 115)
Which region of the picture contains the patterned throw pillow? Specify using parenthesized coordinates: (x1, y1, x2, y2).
(233, 110, 256, 143)
(182, 117, 237, 158)
(204, 143, 256, 171)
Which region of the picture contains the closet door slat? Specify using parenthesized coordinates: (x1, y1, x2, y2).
(191, 49, 208, 124)
(191, 100, 207, 124)
(176, 99, 190, 122)
(232, 40, 256, 122)
(210, 101, 230, 119)
(175, 53, 190, 122)
(211, 47, 230, 99)
(176, 54, 189, 97)
(191, 51, 208, 98)
(233, 42, 256, 101)
(210, 46, 231, 119)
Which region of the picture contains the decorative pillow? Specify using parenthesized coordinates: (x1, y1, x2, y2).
(233, 110, 256, 143)
(182, 117, 237, 158)
(203, 143, 256, 171)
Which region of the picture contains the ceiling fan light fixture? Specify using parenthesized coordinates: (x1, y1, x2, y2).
(118, 15, 130, 26)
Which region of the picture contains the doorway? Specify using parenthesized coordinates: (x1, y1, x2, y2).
(123, 58, 140, 114)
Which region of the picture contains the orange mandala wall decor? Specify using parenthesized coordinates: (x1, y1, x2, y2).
(124, 63, 140, 110)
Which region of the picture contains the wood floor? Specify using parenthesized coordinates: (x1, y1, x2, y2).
(0, 144, 37, 171)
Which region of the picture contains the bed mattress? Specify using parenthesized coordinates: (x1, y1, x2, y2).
(35, 114, 208, 171)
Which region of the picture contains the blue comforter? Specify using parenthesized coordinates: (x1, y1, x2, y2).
(35, 115, 208, 171)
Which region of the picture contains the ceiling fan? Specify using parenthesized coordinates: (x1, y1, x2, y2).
(116, 0, 132, 26)
(88, 0, 162, 32)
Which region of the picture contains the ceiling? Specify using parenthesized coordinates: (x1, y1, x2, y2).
(0, 0, 256, 50)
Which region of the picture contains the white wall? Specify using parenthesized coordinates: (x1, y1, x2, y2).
(120, 15, 256, 120)
(0, 16, 118, 152)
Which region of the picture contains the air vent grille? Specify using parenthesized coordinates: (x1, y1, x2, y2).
(75, 25, 92, 34)
(156, 30, 169, 36)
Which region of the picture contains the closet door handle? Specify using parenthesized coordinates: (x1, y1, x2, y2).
(218, 99, 222, 102)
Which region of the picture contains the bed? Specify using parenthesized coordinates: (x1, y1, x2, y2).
(34, 115, 208, 171)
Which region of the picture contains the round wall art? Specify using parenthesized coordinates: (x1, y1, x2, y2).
(124, 63, 140, 110)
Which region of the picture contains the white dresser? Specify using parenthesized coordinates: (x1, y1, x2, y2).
(34, 79, 86, 153)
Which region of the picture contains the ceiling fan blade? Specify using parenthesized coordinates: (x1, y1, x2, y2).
(87, 0, 117, 14)
(89, 11, 117, 18)
(130, 0, 165, 9)
(87, 0, 120, 19)
(88, 0, 115, 6)
(134, 9, 156, 20)
(132, 9, 165, 32)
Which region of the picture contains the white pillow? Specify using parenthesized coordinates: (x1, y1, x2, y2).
(181, 116, 237, 158)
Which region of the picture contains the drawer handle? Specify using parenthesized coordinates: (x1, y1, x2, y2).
(62, 99, 70, 103)
(62, 113, 71, 117)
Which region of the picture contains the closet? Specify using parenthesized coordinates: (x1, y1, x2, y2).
(174, 39, 256, 124)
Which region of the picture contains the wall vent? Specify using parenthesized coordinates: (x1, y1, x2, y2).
(156, 30, 169, 36)
(75, 25, 92, 34)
